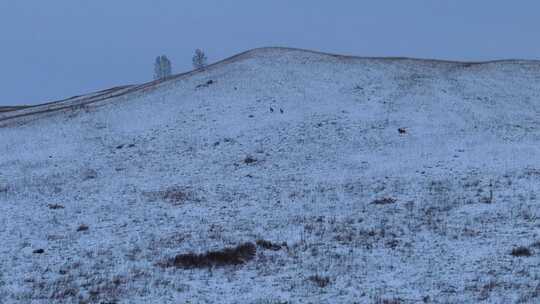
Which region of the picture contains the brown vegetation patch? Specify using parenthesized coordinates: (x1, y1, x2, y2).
(243, 156, 258, 164)
(77, 224, 89, 232)
(308, 275, 331, 288)
(511, 246, 532, 257)
(48, 203, 65, 210)
(159, 242, 256, 269)
(371, 197, 397, 205)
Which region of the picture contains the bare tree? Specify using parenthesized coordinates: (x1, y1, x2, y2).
(192, 49, 208, 70)
(154, 55, 172, 80)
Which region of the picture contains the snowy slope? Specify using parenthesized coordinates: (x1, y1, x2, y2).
(1, 47, 540, 303)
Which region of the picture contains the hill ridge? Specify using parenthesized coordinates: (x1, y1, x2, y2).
(2, 46, 539, 122)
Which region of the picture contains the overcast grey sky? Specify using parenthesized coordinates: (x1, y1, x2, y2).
(1, 1, 539, 105)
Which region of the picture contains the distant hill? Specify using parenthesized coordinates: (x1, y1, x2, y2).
(0, 105, 28, 113)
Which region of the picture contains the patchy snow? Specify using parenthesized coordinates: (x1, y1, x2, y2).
(1, 48, 539, 303)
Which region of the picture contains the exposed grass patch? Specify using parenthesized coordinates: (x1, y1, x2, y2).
(511, 246, 532, 257)
(159, 242, 256, 269)
(308, 275, 331, 288)
(143, 186, 199, 205)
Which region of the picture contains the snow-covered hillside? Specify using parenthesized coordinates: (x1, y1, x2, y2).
(1, 48, 539, 303)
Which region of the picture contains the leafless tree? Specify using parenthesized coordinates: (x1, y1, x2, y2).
(192, 49, 208, 70)
(154, 55, 172, 80)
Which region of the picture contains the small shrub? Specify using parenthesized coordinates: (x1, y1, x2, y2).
(159, 242, 256, 269)
(511, 246, 532, 257)
(479, 280, 499, 300)
(196, 80, 214, 88)
(163, 189, 189, 203)
(50, 276, 79, 300)
(308, 275, 330, 288)
(48, 203, 65, 210)
(77, 224, 89, 232)
(244, 156, 258, 164)
(86, 275, 127, 303)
